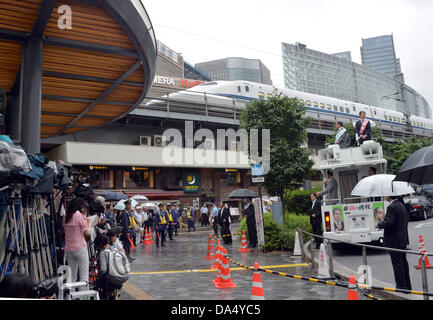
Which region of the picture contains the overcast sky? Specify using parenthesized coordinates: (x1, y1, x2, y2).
(143, 0, 433, 108)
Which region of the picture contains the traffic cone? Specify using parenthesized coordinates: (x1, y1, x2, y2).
(347, 274, 359, 300)
(203, 235, 216, 259)
(238, 230, 250, 253)
(317, 243, 331, 279)
(292, 231, 302, 256)
(128, 235, 136, 250)
(415, 234, 433, 269)
(251, 261, 264, 300)
(211, 239, 222, 269)
(144, 227, 154, 244)
(213, 248, 236, 289)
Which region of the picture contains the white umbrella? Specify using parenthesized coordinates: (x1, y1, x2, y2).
(131, 194, 148, 201)
(351, 174, 415, 197)
(114, 200, 125, 211)
(129, 198, 138, 208)
(142, 202, 158, 210)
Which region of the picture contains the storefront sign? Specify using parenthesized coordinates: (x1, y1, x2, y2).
(153, 75, 175, 86)
(181, 79, 205, 88)
(224, 169, 238, 172)
(89, 165, 108, 170)
(182, 172, 200, 193)
(131, 167, 148, 171)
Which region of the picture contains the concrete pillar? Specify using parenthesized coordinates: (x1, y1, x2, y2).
(21, 37, 43, 154)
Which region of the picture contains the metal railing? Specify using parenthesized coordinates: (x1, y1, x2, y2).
(297, 228, 433, 300)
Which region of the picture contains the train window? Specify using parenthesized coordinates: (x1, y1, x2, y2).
(320, 103, 325, 109)
(333, 105, 338, 111)
(258, 92, 265, 99)
(339, 107, 344, 112)
(353, 106, 356, 111)
(397, 118, 400, 122)
(374, 110, 377, 115)
(313, 102, 318, 108)
(267, 93, 273, 99)
(384, 115, 388, 120)
(345, 107, 350, 113)
(298, 99, 304, 106)
(306, 100, 311, 106)
(393, 117, 396, 121)
(326, 104, 332, 110)
(237, 86, 241, 93)
(245, 86, 249, 92)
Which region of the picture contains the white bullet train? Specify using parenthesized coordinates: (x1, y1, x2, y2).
(146, 80, 433, 137)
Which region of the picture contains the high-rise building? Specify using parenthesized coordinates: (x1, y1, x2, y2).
(360, 34, 401, 77)
(281, 42, 431, 119)
(332, 51, 352, 62)
(195, 57, 273, 85)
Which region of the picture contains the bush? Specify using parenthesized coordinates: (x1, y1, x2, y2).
(285, 187, 321, 215)
(238, 212, 313, 252)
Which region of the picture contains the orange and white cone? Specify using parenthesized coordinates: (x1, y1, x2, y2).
(239, 230, 250, 253)
(213, 248, 236, 289)
(143, 228, 154, 244)
(211, 239, 222, 269)
(415, 234, 433, 269)
(203, 235, 216, 259)
(251, 261, 264, 300)
(347, 274, 359, 300)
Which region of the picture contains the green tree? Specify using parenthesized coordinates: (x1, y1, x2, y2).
(384, 136, 433, 174)
(240, 91, 314, 222)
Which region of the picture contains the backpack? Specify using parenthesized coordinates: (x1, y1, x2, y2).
(104, 248, 130, 287)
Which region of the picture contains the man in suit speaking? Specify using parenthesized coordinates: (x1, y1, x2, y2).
(309, 193, 323, 249)
(376, 195, 412, 290)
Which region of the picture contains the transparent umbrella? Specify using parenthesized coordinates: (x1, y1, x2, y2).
(351, 174, 415, 197)
(114, 200, 126, 211)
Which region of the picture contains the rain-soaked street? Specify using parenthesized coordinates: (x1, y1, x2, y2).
(119, 225, 370, 300)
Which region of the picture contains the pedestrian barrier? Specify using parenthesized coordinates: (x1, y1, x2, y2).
(212, 231, 242, 240)
(347, 274, 359, 300)
(296, 228, 433, 299)
(214, 248, 236, 289)
(211, 239, 223, 269)
(203, 235, 216, 260)
(415, 234, 433, 269)
(205, 233, 433, 299)
(251, 261, 265, 300)
(238, 230, 250, 253)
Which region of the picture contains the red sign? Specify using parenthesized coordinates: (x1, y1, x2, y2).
(181, 79, 205, 88)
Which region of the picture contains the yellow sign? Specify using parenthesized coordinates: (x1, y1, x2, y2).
(132, 167, 148, 171)
(89, 165, 107, 170)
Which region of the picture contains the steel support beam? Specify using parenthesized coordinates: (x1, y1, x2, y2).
(42, 94, 134, 106)
(21, 38, 43, 154)
(43, 71, 143, 87)
(58, 60, 142, 135)
(32, 0, 57, 37)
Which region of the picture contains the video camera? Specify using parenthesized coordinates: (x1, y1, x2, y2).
(33, 278, 58, 299)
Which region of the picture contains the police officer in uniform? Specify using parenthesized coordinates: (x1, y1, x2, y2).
(155, 203, 169, 247)
(166, 204, 175, 240)
(186, 205, 196, 232)
(118, 200, 135, 262)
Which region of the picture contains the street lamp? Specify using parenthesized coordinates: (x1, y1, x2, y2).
(381, 92, 412, 132)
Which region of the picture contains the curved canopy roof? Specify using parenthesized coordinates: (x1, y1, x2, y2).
(0, 0, 156, 138)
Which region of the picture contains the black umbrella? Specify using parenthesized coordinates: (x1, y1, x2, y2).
(228, 188, 258, 199)
(394, 145, 433, 186)
(96, 191, 128, 201)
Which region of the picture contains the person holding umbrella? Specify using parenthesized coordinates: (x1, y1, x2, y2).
(243, 197, 257, 248)
(375, 195, 412, 291)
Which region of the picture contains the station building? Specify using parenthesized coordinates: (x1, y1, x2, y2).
(43, 39, 260, 205)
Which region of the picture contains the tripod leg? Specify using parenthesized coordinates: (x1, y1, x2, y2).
(41, 213, 54, 277)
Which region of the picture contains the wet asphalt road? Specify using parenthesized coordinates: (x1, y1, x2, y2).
(332, 218, 433, 292)
(120, 224, 369, 300)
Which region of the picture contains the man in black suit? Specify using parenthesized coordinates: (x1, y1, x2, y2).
(220, 203, 232, 245)
(243, 197, 257, 248)
(309, 193, 323, 249)
(377, 195, 412, 290)
(355, 111, 371, 145)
